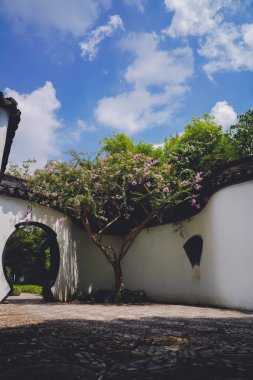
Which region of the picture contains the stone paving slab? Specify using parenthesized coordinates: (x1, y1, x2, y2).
(1, 294, 253, 379)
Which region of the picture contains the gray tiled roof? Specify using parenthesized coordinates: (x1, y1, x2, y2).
(0, 174, 30, 200)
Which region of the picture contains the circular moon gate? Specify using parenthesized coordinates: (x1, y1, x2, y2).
(2, 221, 60, 301)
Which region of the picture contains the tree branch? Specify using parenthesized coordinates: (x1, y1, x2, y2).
(119, 211, 157, 260)
(141, 203, 150, 217)
(82, 216, 116, 265)
(97, 210, 121, 241)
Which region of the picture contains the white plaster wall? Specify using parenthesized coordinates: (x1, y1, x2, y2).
(121, 181, 253, 310)
(2, 180, 253, 309)
(0, 195, 80, 302)
(0, 194, 118, 302)
(73, 227, 121, 295)
(198, 181, 253, 309)
(122, 213, 204, 304)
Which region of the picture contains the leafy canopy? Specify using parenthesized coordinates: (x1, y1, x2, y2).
(99, 133, 163, 159)
(164, 114, 225, 174)
(29, 151, 202, 226)
(228, 109, 253, 159)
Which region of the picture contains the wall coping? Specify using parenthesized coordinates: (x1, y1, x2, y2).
(1, 156, 253, 233)
(0, 174, 30, 200)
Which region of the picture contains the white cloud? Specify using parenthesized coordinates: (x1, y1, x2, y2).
(153, 142, 165, 149)
(96, 89, 174, 134)
(5, 82, 62, 167)
(199, 22, 253, 77)
(123, 0, 146, 13)
(80, 15, 124, 60)
(164, 0, 253, 77)
(242, 23, 253, 47)
(71, 120, 97, 141)
(123, 33, 193, 88)
(1, 0, 111, 37)
(95, 33, 194, 134)
(164, 0, 219, 38)
(211, 100, 237, 130)
(164, 0, 242, 38)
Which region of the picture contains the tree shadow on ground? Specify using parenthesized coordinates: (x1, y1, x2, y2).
(1, 311, 253, 380)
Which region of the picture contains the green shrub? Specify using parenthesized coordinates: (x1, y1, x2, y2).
(13, 284, 42, 295)
(10, 289, 21, 296)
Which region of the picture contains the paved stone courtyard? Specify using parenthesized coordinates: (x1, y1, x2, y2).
(1, 294, 253, 379)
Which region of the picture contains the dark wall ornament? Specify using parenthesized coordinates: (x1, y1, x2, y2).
(0, 92, 21, 176)
(183, 235, 203, 268)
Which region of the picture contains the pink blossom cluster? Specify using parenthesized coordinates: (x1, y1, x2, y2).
(194, 184, 202, 191)
(195, 172, 203, 183)
(146, 157, 159, 165)
(191, 198, 200, 209)
(39, 200, 49, 206)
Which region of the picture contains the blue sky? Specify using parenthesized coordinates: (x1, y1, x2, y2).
(1, 0, 253, 167)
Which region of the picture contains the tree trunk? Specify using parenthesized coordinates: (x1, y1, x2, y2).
(113, 261, 124, 294)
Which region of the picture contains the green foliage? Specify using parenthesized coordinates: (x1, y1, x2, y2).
(6, 159, 37, 179)
(99, 134, 134, 154)
(4, 226, 51, 286)
(99, 133, 163, 159)
(11, 289, 21, 296)
(227, 109, 253, 159)
(164, 114, 225, 174)
(13, 284, 42, 295)
(163, 110, 253, 174)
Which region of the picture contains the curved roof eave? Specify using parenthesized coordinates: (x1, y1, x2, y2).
(0, 92, 21, 175)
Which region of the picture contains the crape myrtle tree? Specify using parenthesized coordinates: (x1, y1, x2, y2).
(10, 110, 253, 293)
(29, 151, 203, 293)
